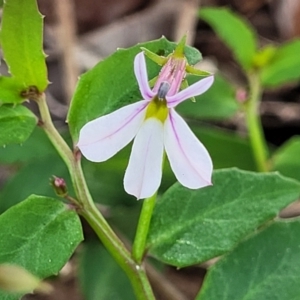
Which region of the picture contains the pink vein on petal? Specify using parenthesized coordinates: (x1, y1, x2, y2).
(78, 101, 148, 147)
(124, 118, 164, 199)
(167, 111, 211, 185)
(136, 130, 152, 198)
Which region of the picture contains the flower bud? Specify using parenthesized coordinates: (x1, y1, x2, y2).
(235, 88, 248, 103)
(50, 176, 68, 197)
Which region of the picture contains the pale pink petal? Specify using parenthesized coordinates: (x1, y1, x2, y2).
(134, 52, 155, 100)
(167, 76, 214, 107)
(77, 100, 148, 162)
(164, 109, 213, 189)
(124, 118, 164, 199)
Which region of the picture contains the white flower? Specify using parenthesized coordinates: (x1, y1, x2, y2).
(77, 51, 214, 199)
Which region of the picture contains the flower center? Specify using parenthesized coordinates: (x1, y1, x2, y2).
(145, 96, 168, 123)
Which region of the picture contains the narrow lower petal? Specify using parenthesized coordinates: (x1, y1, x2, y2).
(164, 109, 213, 189)
(77, 100, 148, 162)
(167, 76, 214, 107)
(124, 118, 164, 199)
(134, 52, 155, 100)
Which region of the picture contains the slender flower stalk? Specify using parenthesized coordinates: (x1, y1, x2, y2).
(78, 48, 214, 199)
(132, 192, 157, 264)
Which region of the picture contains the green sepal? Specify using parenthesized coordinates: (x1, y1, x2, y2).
(141, 47, 168, 66)
(186, 65, 212, 76)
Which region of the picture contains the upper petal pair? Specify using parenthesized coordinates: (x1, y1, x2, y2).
(134, 52, 155, 100)
(167, 76, 214, 107)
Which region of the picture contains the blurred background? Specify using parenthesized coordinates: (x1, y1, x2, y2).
(1, 0, 300, 299)
(37, 0, 300, 145)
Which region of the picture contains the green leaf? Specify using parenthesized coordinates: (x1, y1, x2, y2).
(0, 128, 72, 213)
(0, 0, 48, 91)
(199, 7, 257, 70)
(0, 127, 55, 164)
(110, 204, 142, 240)
(0, 291, 17, 300)
(260, 40, 300, 87)
(193, 126, 255, 170)
(82, 151, 134, 206)
(197, 220, 300, 300)
(0, 77, 26, 104)
(178, 74, 239, 119)
(79, 240, 134, 300)
(0, 105, 37, 146)
(147, 169, 300, 267)
(0, 195, 83, 299)
(67, 37, 201, 141)
(0, 154, 72, 213)
(271, 136, 300, 181)
(252, 45, 277, 68)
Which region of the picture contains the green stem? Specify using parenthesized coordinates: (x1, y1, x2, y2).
(80, 202, 155, 300)
(245, 72, 269, 172)
(132, 193, 157, 264)
(37, 94, 155, 300)
(37, 94, 74, 170)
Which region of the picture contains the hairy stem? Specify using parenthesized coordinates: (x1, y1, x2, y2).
(37, 94, 74, 170)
